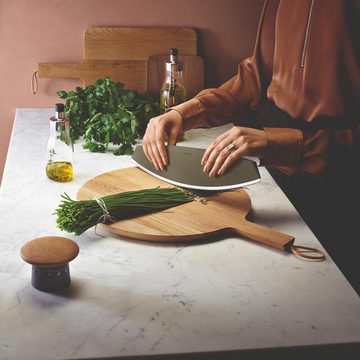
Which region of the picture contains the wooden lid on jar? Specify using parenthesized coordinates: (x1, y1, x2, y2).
(20, 236, 79, 267)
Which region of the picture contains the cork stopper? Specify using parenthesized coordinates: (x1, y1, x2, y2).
(20, 236, 79, 292)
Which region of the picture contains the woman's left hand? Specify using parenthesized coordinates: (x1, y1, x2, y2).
(201, 126, 268, 177)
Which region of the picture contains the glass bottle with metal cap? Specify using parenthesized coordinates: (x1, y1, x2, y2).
(45, 103, 74, 182)
(160, 48, 187, 113)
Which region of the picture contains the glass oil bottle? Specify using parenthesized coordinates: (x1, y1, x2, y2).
(160, 48, 187, 113)
(45, 103, 74, 182)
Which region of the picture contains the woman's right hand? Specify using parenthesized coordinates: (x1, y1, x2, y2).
(142, 110, 183, 171)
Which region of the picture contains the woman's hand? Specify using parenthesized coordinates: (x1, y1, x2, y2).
(142, 110, 183, 170)
(201, 126, 268, 177)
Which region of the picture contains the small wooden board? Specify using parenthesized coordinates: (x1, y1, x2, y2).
(76, 167, 294, 251)
(38, 59, 147, 91)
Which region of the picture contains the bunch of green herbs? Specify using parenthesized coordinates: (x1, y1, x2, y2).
(55, 187, 195, 236)
(57, 76, 160, 155)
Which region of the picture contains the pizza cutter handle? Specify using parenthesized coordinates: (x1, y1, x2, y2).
(231, 220, 326, 261)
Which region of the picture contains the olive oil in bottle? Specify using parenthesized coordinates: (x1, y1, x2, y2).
(46, 161, 73, 182)
(160, 48, 186, 113)
(45, 103, 74, 182)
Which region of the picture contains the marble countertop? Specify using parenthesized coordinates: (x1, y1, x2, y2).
(0, 108, 359, 360)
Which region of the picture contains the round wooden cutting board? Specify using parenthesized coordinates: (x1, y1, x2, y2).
(77, 167, 294, 251)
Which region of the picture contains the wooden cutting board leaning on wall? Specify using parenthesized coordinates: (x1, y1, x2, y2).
(83, 27, 197, 59)
(35, 27, 204, 97)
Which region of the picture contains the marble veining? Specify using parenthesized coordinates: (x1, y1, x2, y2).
(0, 109, 360, 360)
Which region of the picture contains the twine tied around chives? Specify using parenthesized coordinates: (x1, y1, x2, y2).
(94, 197, 116, 225)
(94, 197, 117, 236)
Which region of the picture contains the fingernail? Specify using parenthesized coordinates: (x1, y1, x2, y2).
(217, 169, 223, 175)
(158, 163, 164, 171)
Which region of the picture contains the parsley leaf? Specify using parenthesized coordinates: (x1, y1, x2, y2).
(57, 76, 160, 155)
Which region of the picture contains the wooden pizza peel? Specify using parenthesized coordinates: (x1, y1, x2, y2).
(76, 167, 325, 260)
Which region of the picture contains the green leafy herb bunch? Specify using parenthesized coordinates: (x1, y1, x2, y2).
(57, 76, 160, 155)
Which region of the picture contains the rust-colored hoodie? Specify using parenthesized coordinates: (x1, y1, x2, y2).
(172, 0, 360, 181)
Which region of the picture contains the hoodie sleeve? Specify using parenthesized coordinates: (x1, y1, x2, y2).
(171, 0, 277, 132)
(261, 127, 360, 182)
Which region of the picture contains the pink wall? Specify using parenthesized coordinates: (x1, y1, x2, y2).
(0, 0, 264, 184)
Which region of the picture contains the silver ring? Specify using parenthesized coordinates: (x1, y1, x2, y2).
(226, 143, 236, 153)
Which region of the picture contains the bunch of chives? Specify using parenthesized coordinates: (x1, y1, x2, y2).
(54, 187, 195, 236)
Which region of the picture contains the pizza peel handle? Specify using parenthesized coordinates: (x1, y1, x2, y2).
(226, 195, 325, 260)
(229, 219, 295, 252)
(230, 221, 325, 260)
